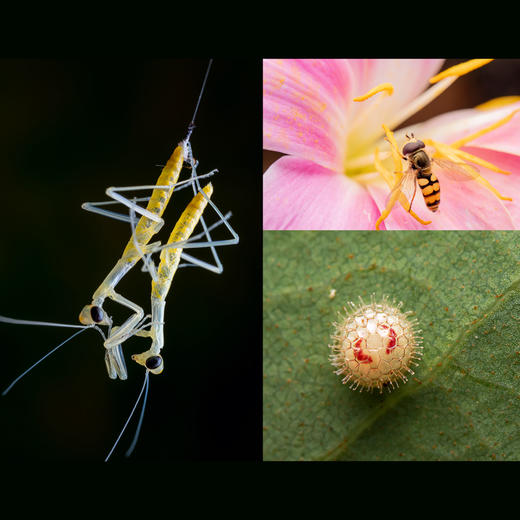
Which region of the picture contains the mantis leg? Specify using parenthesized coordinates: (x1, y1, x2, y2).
(132, 183, 214, 374)
(103, 290, 146, 380)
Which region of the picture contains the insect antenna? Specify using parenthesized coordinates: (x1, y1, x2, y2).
(185, 58, 213, 142)
(105, 369, 150, 462)
(124, 370, 150, 458)
(0, 317, 102, 396)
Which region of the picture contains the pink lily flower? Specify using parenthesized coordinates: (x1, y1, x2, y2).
(263, 59, 520, 230)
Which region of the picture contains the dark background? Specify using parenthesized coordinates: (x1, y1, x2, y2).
(263, 58, 520, 171)
(0, 59, 261, 461)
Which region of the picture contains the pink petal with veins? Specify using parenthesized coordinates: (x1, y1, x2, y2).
(460, 105, 520, 155)
(429, 168, 515, 229)
(461, 146, 520, 225)
(384, 104, 520, 229)
(263, 59, 444, 172)
(263, 156, 381, 230)
(263, 59, 357, 171)
(366, 160, 515, 230)
(349, 59, 444, 139)
(405, 102, 520, 152)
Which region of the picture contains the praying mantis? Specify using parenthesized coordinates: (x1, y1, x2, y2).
(0, 59, 241, 460)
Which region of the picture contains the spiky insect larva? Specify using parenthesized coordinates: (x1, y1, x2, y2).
(329, 296, 423, 393)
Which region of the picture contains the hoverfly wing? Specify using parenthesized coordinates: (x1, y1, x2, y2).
(432, 157, 479, 183)
(384, 167, 417, 213)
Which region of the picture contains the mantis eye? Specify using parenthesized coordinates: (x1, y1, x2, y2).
(145, 355, 163, 371)
(79, 304, 106, 325)
(90, 306, 104, 323)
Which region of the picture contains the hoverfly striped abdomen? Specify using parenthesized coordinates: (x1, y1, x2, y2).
(402, 135, 440, 213)
(416, 169, 440, 212)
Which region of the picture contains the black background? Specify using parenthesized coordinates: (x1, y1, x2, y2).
(0, 59, 262, 461)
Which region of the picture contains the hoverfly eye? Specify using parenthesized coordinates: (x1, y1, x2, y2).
(145, 355, 163, 370)
(402, 140, 425, 155)
(90, 306, 104, 323)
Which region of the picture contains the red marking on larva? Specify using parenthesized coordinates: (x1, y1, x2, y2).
(386, 328, 397, 354)
(353, 338, 372, 364)
(329, 297, 423, 393)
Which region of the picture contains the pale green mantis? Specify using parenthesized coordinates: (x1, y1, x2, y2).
(0, 59, 239, 460)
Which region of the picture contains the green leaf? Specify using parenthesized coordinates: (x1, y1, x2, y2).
(263, 231, 520, 461)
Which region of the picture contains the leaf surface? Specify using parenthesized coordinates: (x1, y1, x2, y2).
(263, 231, 520, 460)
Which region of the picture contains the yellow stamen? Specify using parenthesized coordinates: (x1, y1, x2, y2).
(427, 138, 510, 175)
(373, 147, 432, 230)
(375, 112, 514, 229)
(382, 124, 402, 172)
(385, 60, 493, 134)
(353, 82, 394, 102)
(427, 140, 512, 201)
(429, 59, 494, 84)
(476, 96, 520, 111)
(445, 146, 511, 179)
(351, 60, 494, 149)
(455, 149, 510, 176)
(449, 108, 520, 150)
(375, 190, 400, 231)
(374, 147, 396, 188)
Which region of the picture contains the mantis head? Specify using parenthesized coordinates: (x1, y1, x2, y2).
(79, 304, 112, 327)
(132, 351, 164, 375)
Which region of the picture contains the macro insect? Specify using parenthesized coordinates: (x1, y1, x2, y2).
(0, 59, 239, 460)
(385, 133, 480, 214)
(78, 137, 236, 381)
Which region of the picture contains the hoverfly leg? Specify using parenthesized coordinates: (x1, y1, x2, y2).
(408, 181, 418, 213)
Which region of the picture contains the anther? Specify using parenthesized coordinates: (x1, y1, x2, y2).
(429, 59, 494, 84)
(353, 82, 394, 102)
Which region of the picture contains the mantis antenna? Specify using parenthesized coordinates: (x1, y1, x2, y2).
(186, 58, 213, 141)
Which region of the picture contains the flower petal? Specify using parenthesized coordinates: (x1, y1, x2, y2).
(431, 169, 515, 229)
(459, 107, 520, 155)
(461, 146, 520, 224)
(365, 165, 515, 230)
(400, 101, 520, 153)
(263, 156, 381, 230)
(381, 103, 520, 229)
(263, 59, 357, 172)
(263, 59, 444, 172)
(349, 59, 445, 143)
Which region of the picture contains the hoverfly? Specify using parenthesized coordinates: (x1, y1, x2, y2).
(386, 133, 479, 213)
